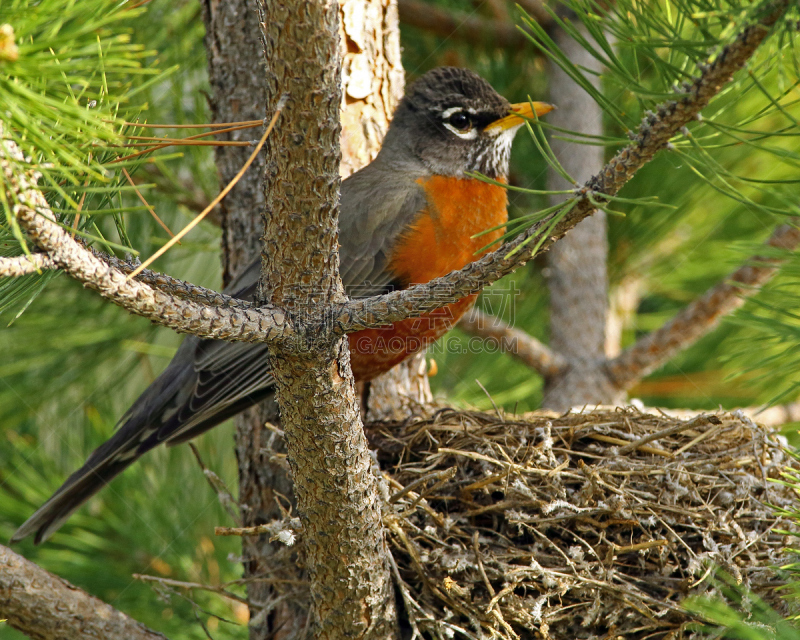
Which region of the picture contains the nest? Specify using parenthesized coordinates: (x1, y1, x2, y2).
(364, 406, 800, 639)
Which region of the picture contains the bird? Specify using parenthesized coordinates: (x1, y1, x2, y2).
(12, 66, 552, 544)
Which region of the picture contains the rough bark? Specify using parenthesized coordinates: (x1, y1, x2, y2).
(0, 252, 57, 276)
(543, 24, 618, 410)
(256, 2, 396, 638)
(0, 544, 166, 640)
(202, 0, 269, 287)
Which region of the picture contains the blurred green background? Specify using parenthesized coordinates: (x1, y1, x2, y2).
(1, 0, 799, 637)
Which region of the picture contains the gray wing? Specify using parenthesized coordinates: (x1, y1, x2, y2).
(339, 162, 426, 295)
(13, 163, 426, 544)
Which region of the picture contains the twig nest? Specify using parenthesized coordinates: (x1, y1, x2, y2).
(368, 406, 798, 639)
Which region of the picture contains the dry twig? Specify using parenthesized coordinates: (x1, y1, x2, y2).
(459, 308, 567, 378)
(128, 96, 287, 279)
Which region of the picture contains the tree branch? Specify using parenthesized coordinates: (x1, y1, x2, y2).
(459, 218, 800, 398)
(0, 544, 166, 640)
(0, 252, 57, 277)
(606, 220, 800, 390)
(397, 0, 541, 50)
(458, 309, 566, 378)
(99, 251, 253, 309)
(0, 131, 291, 344)
(336, 2, 790, 334)
(0, 245, 255, 310)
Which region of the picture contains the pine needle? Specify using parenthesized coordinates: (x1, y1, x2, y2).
(120, 167, 178, 241)
(127, 95, 288, 280)
(122, 119, 263, 129)
(110, 122, 263, 164)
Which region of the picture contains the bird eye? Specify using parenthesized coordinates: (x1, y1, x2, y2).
(446, 111, 472, 132)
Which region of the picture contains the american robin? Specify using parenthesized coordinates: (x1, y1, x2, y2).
(13, 66, 552, 543)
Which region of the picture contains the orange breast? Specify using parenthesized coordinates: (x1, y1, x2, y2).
(349, 176, 508, 381)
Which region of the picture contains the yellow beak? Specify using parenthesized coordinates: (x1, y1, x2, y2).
(486, 101, 555, 132)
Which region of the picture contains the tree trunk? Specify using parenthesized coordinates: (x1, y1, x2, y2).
(202, 0, 406, 637)
(542, 24, 620, 410)
(256, 1, 397, 637)
(338, 0, 404, 178)
(201, 0, 269, 288)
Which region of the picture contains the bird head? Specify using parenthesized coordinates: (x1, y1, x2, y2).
(382, 67, 553, 180)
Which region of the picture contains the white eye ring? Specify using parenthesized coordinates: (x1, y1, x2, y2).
(443, 122, 478, 139)
(441, 108, 478, 139)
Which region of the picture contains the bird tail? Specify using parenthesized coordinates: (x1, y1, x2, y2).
(11, 335, 203, 544)
(11, 368, 279, 543)
(12, 265, 270, 545)
(10, 418, 152, 545)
